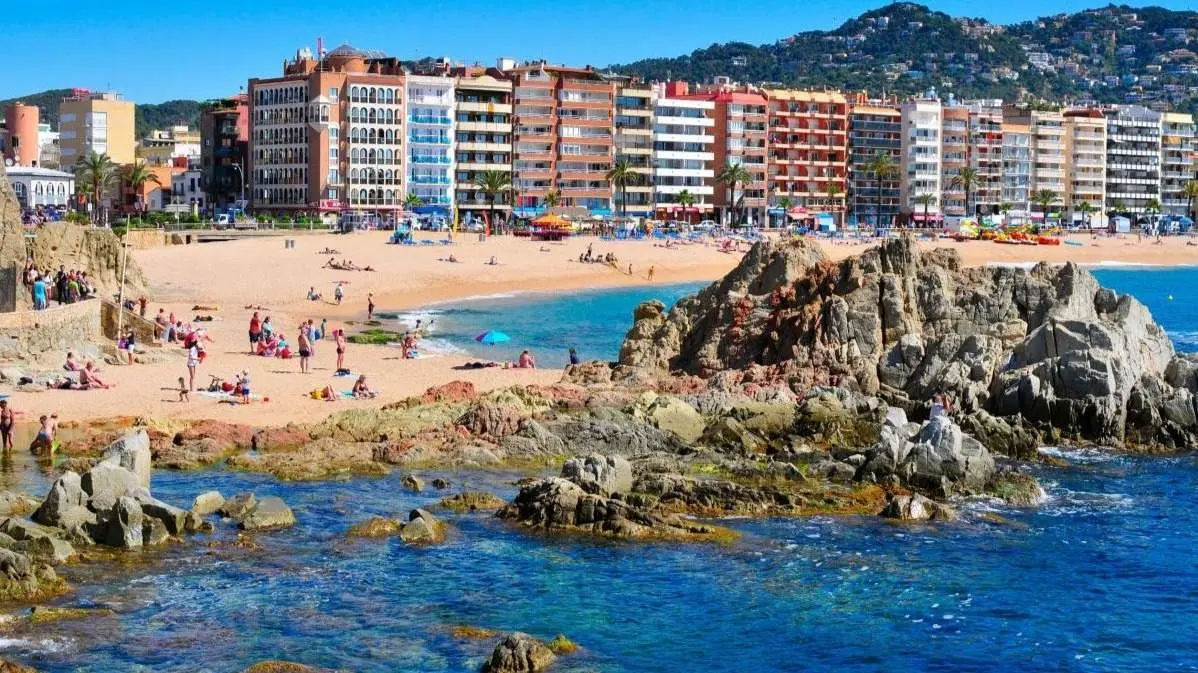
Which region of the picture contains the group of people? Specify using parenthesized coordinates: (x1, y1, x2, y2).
(322, 258, 374, 272)
(24, 262, 95, 310)
(578, 243, 619, 267)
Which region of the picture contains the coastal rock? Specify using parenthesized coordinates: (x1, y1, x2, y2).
(630, 393, 705, 443)
(191, 491, 226, 516)
(439, 491, 505, 513)
(420, 380, 477, 404)
(347, 517, 405, 538)
(133, 492, 189, 535)
(143, 518, 170, 546)
(499, 420, 567, 459)
(0, 660, 39, 673)
(482, 633, 557, 673)
(544, 412, 683, 457)
(616, 237, 1193, 451)
(858, 416, 995, 497)
(431, 478, 451, 489)
(81, 462, 141, 512)
(240, 663, 324, 673)
(105, 497, 144, 549)
(99, 431, 152, 490)
(402, 475, 425, 493)
(498, 478, 731, 541)
(562, 361, 614, 386)
(561, 454, 633, 496)
(398, 509, 445, 544)
(238, 497, 296, 531)
(880, 493, 957, 521)
(32, 472, 88, 527)
(217, 493, 257, 519)
(227, 438, 386, 480)
(0, 519, 74, 563)
(633, 473, 784, 515)
(0, 493, 40, 518)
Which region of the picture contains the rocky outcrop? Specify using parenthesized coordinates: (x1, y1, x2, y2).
(881, 493, 957, 521)
(439, 491, 505, 513)
(618, 237, 1195, 453)
(482, 633, 556, 673)
(561, 454, 633, 496)
(349, 509, 445, 543)
(858, 415, 996, 498)
(238, 497, 296, 531)
(28, 222, 148, 301)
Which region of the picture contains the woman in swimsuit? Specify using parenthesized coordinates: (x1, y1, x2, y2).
(0, 400, 14, 452)
(335, 329, 347, 371)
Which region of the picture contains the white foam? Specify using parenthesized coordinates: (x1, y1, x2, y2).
(1084, 260, 1171, 268)
(0, 637, 74, 654)
(426, 291, 523, 306)
(1038, 446, 1120, 465)
(417, 338, 471, 357)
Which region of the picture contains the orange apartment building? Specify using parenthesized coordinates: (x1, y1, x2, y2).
(686, 81, 770, 225)
(506, 62, 615, 216)
(248, 44, 411, 218)
(763, 89, 849, 225)
(940, 106, 969, 217)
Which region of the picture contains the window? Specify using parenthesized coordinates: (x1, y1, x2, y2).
(329, 147, 339, 159)
(330, 128, 339, 139)
(329, 87, 339, 102)
(329, 188, 338, 199)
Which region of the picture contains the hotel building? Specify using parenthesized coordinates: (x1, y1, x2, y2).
(200, 94, 250, 212)
(506, 62, 615, 215)
(940, 105, 969, 217)
(1001, 122, 1032, 214)
(691, 82, 770, 226)
(765, 89, 849, 218)
(59, 90, 136, 167)
(969, 105, 1004, 215)
(1104, 105, 1161, 215)
(1024, 109, 1067, 210)
(1062, 110, 1107, 218)
(1160, 112, 1195, 216)
(899, 99, 943, 221)
(847, 98, 902, 227)
(405, 73, 456, 215)
(651, 82, 715, 220)
(612, 79, 654, 218)
(452, 66, 513, 223)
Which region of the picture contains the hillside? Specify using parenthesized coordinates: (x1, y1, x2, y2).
(0, 91, 201, 140)
(610, 3, 1198, 114)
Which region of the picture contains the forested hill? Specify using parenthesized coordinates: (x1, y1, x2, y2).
(610, 3, 1198, 115)
(0, 90, 201, 139)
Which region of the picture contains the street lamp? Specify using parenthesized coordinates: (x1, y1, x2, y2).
(230, 162, 246, 209)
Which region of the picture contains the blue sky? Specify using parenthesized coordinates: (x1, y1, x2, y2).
(5, 0, 1194, 103)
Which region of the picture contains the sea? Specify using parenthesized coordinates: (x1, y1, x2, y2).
(5, 266, 1198, 672)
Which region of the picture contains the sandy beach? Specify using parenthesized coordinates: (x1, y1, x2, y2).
(7, 229, 1197, 426)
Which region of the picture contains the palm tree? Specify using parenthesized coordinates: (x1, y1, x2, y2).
(542, 189, 561, 212)
(1145, 197, 1162, 232)
(1031, 189, 1058, 220)
(404, 193, 423, 210)
(73, 151, 118, 223)
(606, 159, 643, 218)
(1075, 201, 1094, 229)
(913, 193, 936, 229)
(1183, 179, 1198, 222)
(715, 163, 752, 226)
(949, 167, 979, 217)
(122, 161, 162, 217)
(676, 190, 697, 223)
(473, 170, 511, 233)
(824, 182, 844, 228)
(866, 153, 898, 229)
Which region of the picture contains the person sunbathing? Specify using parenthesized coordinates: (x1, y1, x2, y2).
(351, 375, 377, 399)
(79, 362, 111, 389)
(64, 352, 80, 372)
(515, 349, 536, 369)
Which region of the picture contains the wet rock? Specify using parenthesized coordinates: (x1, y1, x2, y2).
(143, 518, 170, 546)
(431, 478, 451, 490)
(0, 660, 40, 673)
(240, 663, 323, 673)
(482, 633, 557, 673)
(105, 497, 144, 549)
(499, 419, 567, 459)
(810, 460, 857, 484)
(859, 416, 995, 497)
(881, 493, 957, 521)
(0, 519, 73, 563)
(217, 493, 257, 520)
(439, 491, 505, 513)
(402, 474, 425, 493)
(99, 430, 152, 489)
(561, 454, 633, 496)
(701, 417, 768, 454)
(32, 472, 87, 527)
(988, 469, 1047, 506)
(0, 493, 40, 518)
(399, 509, 445, 544)
(227, 438, 386, 481)
(633, 473, 782, 516)
(27, 605, 114, 624)
(133, 492, 188, 535)
(346, 517, 405, 539)
(238, 497, 295, 531)
(81, 462, 141, 512)
(191, 491, 225, 516)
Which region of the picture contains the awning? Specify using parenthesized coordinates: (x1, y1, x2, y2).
(911, 213, 944, 222)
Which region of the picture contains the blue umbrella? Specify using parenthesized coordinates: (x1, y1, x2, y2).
(475, 330, 510, 345)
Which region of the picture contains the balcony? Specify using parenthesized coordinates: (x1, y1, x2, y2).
(409, 115, 453, 125)
(409, 135, 450, 145)
(409, 156, 451, 165)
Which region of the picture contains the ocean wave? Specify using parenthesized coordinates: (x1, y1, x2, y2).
(415, 338, 471, 358)
(0, 636, 74, 654)
(1167, 330, 1198, 352)
(1038, 446, 1121, 465)
(1084, 260, 1171, 268)
(1039, 483, 1135, 516)
(427, 291, 523, 306)
(394, 309, 443, 331)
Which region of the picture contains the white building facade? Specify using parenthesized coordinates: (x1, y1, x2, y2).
(900, 99, 943, 220)
(1104, 105, 1162, 215)
(651, 92, 715, 218)
(405, 74, 456, 215)
(6, 167, 75, 207)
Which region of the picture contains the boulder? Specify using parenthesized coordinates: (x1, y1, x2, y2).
(431, 478, 451, 490)
(859, 416, 995, 497)
(402, 474, 425, 493)
(81, 462, 141, 512)
(346, 517, 405, 538)
(881, 494, 956, 521)
(399, 508, 445, 544)
(499, 420, 567, 459)
(0, 492, 39, 518)
(561, 454, 633, 496)
(99, 430, 152, 489)
(105, 497, 144, 548)
(0, 519, 74, 563)
(143, 518, 170, 546)
(238, 496, 295, 531)
(32, 472, 88, 527)
(217, 493, 258, 519)
(439, 491, 505, 513)
(482, 633, 557, 673)
(191, 490, 225, 516)
(133, 492, 189, 535)
(631, 393, 705, 443)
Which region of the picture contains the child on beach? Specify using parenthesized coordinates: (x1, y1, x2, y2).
(236, 370, 251, 404)
(335, 283, 344, 305)
(0, 400, 14, 452)
(178, 377, 190, 403)
(30, 414, 56, 454)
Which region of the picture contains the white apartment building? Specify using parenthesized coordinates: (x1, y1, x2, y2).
(1001, 123, 1031, 215)
(171, 162, 205, 213)
(405, 74, 456, 214)
(651, 91, 715, 217)
(970, 105, 1004, 215)
(1063, 111, 1107, 219)
(900, 99, 943, 221)
(1161, 112, 1195, 216)
(1028, 110, 1066, 211)
(1104, 105, 1162, 215)
(6, 166, 75, 208)
(453, 68, 513, 223)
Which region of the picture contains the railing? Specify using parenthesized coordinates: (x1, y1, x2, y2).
(409, 115, 453, 125)
(408, 176, 452, 185)
(409, 156, 451, 164)
(409, 136, 451, 144)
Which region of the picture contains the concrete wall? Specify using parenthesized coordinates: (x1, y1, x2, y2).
(100, 299, 159, 344)
(0, 299, 101, 362)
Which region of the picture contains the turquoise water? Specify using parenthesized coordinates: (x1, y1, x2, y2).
(1092, 266, 1198, 352)
(390, 283, 707, 368)
(8, 267, 1198, 672)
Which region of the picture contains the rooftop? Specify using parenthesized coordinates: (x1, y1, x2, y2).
(5, 166, 74, 179)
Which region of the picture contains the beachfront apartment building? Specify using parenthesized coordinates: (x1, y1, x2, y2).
(200, 94, 250, 212)
(59, 90, 136, 168)
(847, 98, 902, 227)
(406, 74, 456, 215)
(1104, 105, 1161, 215)
(969, 106, 1004, 216)
(613, 80, 654, 218)
(248, 44, 412, 217)
(1020, 109, 1067, 215)
(699, 83, 770, 226)
(506, 62, 615, 216)
(651, 83, 715, 220)
(940, 106, 969, 217)
(452, 67, 513, 224)
(900, 99, 943, 222)
(1001, 123, 1032, 215)
(1160, 112, 1195, 216)
(1062, 110, 1107, 220)
(765, 89, 849, 221)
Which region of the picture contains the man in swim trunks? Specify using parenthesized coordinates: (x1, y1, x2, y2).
(249, 312, 262, 353)
(297, 326, 312, 374)
(0, 400, 14, 451)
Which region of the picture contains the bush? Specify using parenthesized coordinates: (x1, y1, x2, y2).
(111, 226, 128, 238)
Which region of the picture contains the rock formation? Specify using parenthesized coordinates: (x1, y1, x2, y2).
(482, 633, 557, 673)
(28, 222, 147, 300)
(620, 237, 1197, 453)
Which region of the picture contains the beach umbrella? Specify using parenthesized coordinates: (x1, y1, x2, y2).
(475, 330, 510, 345)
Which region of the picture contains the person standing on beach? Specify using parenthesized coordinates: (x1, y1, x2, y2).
(248, 312, 262, 354)
(335, 283, 344, 306)
(31, 276, 47, 311)
(297, 324, 312, 374)
(335, 329, 347, 372)
(186, 341, 200, 391)
(647, 265, 656, 282)
(0, 400, 14, 452)
(367, 293, 375, 321)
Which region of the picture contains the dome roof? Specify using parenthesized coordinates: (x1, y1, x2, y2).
(326, 43, 388, 60)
